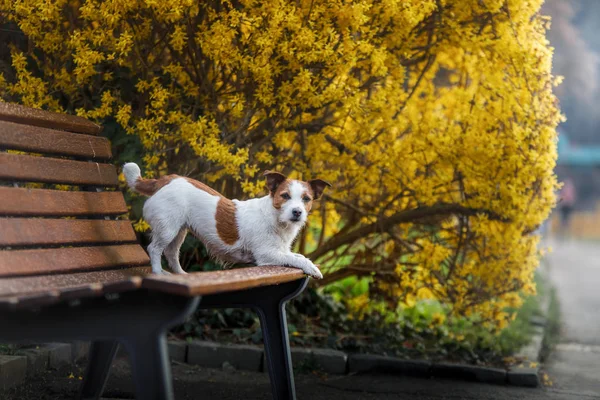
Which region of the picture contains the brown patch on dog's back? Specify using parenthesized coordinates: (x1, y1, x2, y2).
(135, 174, 224, 197)
(271, 180, 293, 209)
(184, 177, 223, 197)
(134, 174, 178, 196)
(216, 197, 239, 245)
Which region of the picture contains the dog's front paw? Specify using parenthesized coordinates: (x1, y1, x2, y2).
(153, 269, 172, 275)
(174, 270, 188, 275)
(301, 261, 323, 279)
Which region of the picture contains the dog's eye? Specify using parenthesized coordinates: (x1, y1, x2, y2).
(302, 196, 311, 202)
(281, 193, 291, 200)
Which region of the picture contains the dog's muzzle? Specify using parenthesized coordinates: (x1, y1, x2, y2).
(290, 208, 303, 222)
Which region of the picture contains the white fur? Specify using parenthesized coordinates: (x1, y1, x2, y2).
(124, 163, 323, 279)
(123, 162, 142, 189)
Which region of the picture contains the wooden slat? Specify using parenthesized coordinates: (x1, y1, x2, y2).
(0, 187, 128, 217)
(143, 266, 306, 297)
(0, 102, 101, 135)
(0, 153, 118, 186)
(0, 120, 111, 160)
(0, 267, 150, 310)
(0, 267, 149, 297)
(0, 244, 150, 277)
(0, 218, 137, 247)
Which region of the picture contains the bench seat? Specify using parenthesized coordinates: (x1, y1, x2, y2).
(0, 267, 150, 310)
(0, 266, 305, 310)
(143, 265, 305, 296)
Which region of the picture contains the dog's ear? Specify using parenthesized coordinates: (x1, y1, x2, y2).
(309, 179, 332, 200)
(264, 171, 287, 194)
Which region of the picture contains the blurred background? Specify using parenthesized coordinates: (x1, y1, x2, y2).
(544, 0, 600, 237)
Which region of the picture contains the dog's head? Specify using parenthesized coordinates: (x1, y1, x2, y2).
(264, 171, 331, 225)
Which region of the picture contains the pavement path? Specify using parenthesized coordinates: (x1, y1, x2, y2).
(3, 359, 596, 400)
(545, 239, 600, 397)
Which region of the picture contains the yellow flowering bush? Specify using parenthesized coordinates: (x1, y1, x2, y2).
(0, 0, 561, 330)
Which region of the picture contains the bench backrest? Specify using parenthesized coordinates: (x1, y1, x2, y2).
(0, 102, 149, 278)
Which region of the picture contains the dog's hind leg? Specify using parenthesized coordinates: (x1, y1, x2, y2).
(164, 229, 188, 274)
(147, 227, 181, 275)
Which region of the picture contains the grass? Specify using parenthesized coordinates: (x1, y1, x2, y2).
(495, 277, 544, 357)
(540, 286, 561, 362)
(322, 275, 371, 300)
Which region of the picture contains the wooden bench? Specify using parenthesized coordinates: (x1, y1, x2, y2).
(0, 102, 309, 400)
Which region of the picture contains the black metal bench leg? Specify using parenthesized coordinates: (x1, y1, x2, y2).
(257, 301, 296, 400)
(79, 340, 120, 400)
(179, 278, 310, 400)
(123, 333, 173, 400)
(254, 279, 309, 400)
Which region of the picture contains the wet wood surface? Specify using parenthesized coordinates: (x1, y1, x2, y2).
(0, 267, 150, 310)
(143, 265, 306, 296)
(0, 102, 101, 135)
(0, 153, 118, 186)
(0, 187, 128, 217)
(0, 120, 111, 160)
(0, 218, 137, 247)
(0, 244, 150, 277)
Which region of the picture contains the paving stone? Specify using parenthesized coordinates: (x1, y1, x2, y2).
(507, 367, 539, 387)
(290, 347, 313, 368)
(71, 341, 90, 363)
(22, 347, 49, 377)
(188, 341, 263, 372)
(532, 325, 545, 336)
(0, 355, 28, 391)
(471, 366, 507, 384)
(431, 362, 506, 384)
(262, 347, 315, 374)
(348, 353, 431, 377)
(46, 343, 72, 369)
(529, 316, 547, 327)
(517, 333, 543, 362)
(167, 341, 187, 363)
(222, 361, 236, 372)
(311, 348, 347, 374)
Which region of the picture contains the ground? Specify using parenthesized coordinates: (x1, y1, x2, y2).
(544, 239, 600, 397)
(2, 358, 595, 400)
(3, 239, 600, 400)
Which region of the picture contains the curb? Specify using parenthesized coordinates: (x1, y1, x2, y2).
(177, 337, 545, 387)
(0, 342, 83, 392)
(178, 340, 533, 386)
(0, 335, 550, 391)
(507, 268, 555, 388)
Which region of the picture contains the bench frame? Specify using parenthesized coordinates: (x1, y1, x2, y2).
(0, 278, 308, 400)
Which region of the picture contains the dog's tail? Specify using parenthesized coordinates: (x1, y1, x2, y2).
(123, 162, 160, 196)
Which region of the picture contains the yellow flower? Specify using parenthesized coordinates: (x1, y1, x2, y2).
(133, 218, 151, 233)
(430, 312, 446, 326)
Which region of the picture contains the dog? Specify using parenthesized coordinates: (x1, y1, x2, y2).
(123, 163, 330, 279)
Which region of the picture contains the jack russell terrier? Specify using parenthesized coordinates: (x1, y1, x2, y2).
(123, 163, 329, 279)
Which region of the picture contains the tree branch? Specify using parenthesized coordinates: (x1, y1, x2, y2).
(308, 203, 508, 260)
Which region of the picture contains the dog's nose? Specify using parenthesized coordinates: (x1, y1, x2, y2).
(292, 208, 302, 218)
